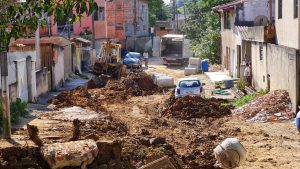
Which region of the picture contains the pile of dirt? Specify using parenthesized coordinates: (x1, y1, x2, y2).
(0, 146, 50, 169)
(49, 86, 104, 111)
(162, 96, 232, 120)
(234, 90, 293, 122)
(92, 72, 158, 102)
(81, 118, 128, 140)
(87, 75, 111, 89)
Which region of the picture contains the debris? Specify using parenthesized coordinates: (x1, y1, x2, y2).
(41, 139, 98, 169)
(27, 124, 43, 147)
(234, 90, 293, 122)
(49, 87, 104, 111)
(162, 96, 232, 120)
(150, 137, 167, 146)
(0, 147, 49, 169)
(91, 72, 158, 102)
(69, 119, 80, 141)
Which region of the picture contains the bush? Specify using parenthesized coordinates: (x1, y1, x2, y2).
(233, 94, 256, 107)
(237, 80, 246, 93)
(0, 98, 29, 125)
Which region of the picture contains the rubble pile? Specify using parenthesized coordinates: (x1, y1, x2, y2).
(92, 72, 158, 102)
(49, 86, 104, 111)
(0, 147, 50, 169)
(81, 119, 128, 140)
(234, 90, 293, 122)
(162, 96, 232, 120)
(87, 75, 111, 89)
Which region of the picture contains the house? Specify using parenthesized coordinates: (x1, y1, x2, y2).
(213, 0, 300, 112)
(10, 36, 73, 97)
(155, 21, 174, 37)
(212, 0, 274, 78)
(47, 0, 149, 49)
(71, 37, 92, 73)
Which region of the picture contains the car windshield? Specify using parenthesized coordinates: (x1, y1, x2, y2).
(126, 53, 140, 59)
(179, 80, 200, 87)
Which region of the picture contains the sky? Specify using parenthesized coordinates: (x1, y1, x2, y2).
(163, 0, 171, 4)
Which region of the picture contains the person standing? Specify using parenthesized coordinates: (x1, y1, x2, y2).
(244, 63, 251, 86)
(143, 51, 149, 68)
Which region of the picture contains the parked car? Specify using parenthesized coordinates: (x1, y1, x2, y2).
(175, 77, 205, 98)
(123, 52, 142, 68)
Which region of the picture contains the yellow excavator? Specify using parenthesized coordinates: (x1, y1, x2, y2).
(92, 41, 126, 78)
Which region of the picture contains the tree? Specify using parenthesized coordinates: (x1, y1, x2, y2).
(0, 0, 95, 138)
(148, 0, 171, 27)
(182, 0, 231, 64)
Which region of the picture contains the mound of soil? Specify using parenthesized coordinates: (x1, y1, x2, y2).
(162, 96, 232, 120)
(81, 118, 128, 139)
(234, 90, 293, 122)
(0, 146, 50, 169)
(49, 86, 104, 111)
(93, 72, 158, 102)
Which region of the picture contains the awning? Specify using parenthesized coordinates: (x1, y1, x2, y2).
(212, 0, 247, 12)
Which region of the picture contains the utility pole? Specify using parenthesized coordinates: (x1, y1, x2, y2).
(133, 0, 137, 51)
(92, 5, 96, 49)
(1, 51, 11, 139)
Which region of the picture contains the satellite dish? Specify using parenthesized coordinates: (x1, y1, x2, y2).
(254, 15, 269, 26)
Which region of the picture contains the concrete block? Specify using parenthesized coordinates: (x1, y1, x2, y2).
(184, 67, 198, 76)
(188, 64, 200, 72)
(41, 139, 98, 169)
(156, 76, 174, 87)
(189, 57, 201, 66)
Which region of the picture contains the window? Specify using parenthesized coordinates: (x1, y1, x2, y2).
(278, 0, 282, 19)
(224, 12, 231, 29)
(259, 42, 263, 60)
(94, 7, 105, 21)
(295, 0, 298, 18)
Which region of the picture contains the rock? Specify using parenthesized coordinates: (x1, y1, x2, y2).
(139, 156, 176, 169)
(41, 139, 98, 169)
(150, 137, 166, 146)
(95, 140, 122, 164)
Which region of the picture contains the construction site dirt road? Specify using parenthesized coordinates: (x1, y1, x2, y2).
(0, 58, 299, 169)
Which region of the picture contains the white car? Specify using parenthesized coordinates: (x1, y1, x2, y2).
(175, 77, 205, 98)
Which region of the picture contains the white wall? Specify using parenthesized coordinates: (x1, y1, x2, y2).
(0, 51, 36, 95)
(239, 0, 272, 22)
(53, 48, 65, 89)
(16, 59, 29, 101)
(275, 0, 298, 48)
(251, 42, 268, 90)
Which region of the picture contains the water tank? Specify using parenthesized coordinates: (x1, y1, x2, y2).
(224, 79, 234, 89)
(296, 108, 300, 132)
(201, 60, 209, 72)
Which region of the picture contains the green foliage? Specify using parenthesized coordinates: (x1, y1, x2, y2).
(0, 98, 29, 125)
(148, 0, 171, 27)
(233, 94, 256, 107)
(258, 89, 267, 96)
(237, 80, 246, 92)
(0, 0, 95, 52)
(182, 0, 231, 64)
(10, 98, 30, 124)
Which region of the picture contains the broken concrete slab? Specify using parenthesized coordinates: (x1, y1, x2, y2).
(41, 139, 98, 169)
(139, 156, 176, 169)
